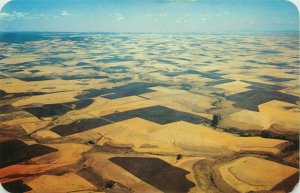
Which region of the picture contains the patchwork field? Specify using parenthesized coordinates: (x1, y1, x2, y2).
(0, 32, 299, 193)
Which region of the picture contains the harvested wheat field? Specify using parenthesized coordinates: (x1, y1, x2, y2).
(0, 32, 298, 193)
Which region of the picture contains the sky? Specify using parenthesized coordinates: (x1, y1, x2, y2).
(0, 0, 299, 33)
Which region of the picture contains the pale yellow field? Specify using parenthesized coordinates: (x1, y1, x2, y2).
(0, 33, 298, 193)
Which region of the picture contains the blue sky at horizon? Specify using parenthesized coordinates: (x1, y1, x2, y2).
(0, 0, 298, 33)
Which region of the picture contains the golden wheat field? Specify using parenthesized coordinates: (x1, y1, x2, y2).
(0, 32, 299, 193)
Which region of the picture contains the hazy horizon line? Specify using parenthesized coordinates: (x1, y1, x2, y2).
(0, 30, 299, 35)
